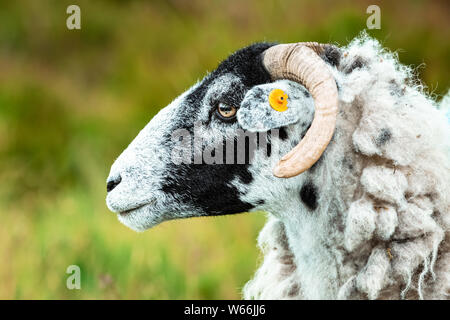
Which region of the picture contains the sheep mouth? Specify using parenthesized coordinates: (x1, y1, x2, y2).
(118, 199, 156, 216)
(119, 207, 142, 216)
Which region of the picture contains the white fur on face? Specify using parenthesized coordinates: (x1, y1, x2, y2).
(106, 89, 200, 231)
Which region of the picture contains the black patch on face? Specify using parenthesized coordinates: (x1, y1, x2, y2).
(321, 45, 341, 67)
(161, 43, 276, 216)
(162, 164, 254, 215)
(300, 182, 318, 210)
(344, 56, 366, 74)
(186, 42, 275, 107)
(216, 42, 277, 87)
(161, 132, 259, 216)
(376, 128, 392, 146)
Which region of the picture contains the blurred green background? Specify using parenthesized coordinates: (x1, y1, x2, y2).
(0, 0, 448, 299)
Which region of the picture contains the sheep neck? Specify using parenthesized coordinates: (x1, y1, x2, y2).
(269, 180, 349, 299)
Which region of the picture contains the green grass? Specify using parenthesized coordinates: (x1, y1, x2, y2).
(0, 180, 267, 299)
(0, 0, 448, 299)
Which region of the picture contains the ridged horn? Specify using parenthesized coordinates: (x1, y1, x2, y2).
(261, 42, 338, 178)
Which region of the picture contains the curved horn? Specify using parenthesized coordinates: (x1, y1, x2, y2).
(261, 42, 338, 178)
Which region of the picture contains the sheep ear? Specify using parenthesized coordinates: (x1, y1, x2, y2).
(237, 80, 314, 132)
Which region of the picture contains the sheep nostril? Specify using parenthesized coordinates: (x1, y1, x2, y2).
(107, 175, 122, 193)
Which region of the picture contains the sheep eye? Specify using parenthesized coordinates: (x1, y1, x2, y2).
(216, 103, 237, 120)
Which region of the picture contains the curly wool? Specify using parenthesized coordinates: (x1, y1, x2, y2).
(244, 34, 450, 300)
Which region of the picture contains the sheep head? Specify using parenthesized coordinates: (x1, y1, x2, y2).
(106, 42, 339, 231)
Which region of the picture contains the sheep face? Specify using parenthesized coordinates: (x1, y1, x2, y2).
(106, 43, 315, 231)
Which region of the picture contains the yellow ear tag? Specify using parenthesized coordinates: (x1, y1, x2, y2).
(269, 89, 288, 112)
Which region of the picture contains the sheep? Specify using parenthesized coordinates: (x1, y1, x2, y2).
(106, 33, 450, 300)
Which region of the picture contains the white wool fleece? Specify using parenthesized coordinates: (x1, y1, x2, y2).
(244, 33, 450, 300)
